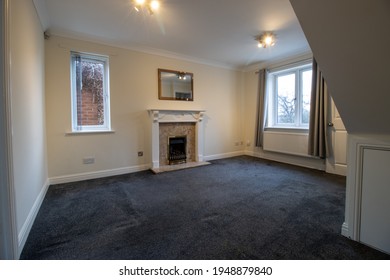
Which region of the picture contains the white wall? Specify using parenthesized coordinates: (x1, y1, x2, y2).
(290, 0, 390, 135)
(10, 0, 48, 255)
(45, 36, 244, 181)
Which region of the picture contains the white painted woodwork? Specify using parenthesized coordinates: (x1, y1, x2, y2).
(359, 148, 390, 254)
(149, 109, 205, 169)
(326, 98, 347, 176)
(343, 135, 390, 254)
(0, 0, 18, 260)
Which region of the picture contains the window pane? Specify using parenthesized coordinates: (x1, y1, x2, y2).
(76, 59, 105, 126)
(277, 73, 295, 124)
(301, 70, 312, 125)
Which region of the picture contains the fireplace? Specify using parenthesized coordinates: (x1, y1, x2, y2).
(149, 109, 207, 172)
(168, 136, 187, 165)
(159, 122, 195, 166)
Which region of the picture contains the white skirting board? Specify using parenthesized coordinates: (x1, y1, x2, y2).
(203, 151, 245, 162)
(246, 150, 325, 171)
(17, 179, 50, 257)
(49, 164, 151, 185)
(341, 222, 350, 237)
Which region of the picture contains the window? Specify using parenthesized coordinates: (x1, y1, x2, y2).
(70, 52, 110, 132)
(266, 61, 312, 129)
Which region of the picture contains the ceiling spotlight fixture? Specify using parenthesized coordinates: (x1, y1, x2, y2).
(255, 32, 276, 48)
(133, 0, 160, 15)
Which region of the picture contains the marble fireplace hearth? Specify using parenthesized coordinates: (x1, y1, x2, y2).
(148, 109, 209, 173)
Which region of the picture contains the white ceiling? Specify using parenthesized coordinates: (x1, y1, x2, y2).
(34, 0, 311, 69)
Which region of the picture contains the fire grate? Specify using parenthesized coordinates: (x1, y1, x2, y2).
(168, 136, 187, 165)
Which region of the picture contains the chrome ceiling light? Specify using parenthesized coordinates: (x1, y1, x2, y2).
(255, 32, 276, 48)
(133, 0, 160, 15)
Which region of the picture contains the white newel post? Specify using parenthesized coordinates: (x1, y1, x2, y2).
(149, 109, 205, 169)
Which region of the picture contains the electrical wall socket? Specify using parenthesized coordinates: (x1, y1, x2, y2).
(138, 151, 143, 157)
(83, 157, 95, 164)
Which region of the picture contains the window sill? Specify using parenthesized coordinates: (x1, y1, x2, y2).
(65, 130, 115, 136)
(265, 127, 309, 134)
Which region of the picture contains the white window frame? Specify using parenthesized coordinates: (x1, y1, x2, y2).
(70, 51, 111, 132)
(266, 60, 312, 130)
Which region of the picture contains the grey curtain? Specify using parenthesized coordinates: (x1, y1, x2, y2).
(255, 69, 267, 147)
(308, 58, 328, 158)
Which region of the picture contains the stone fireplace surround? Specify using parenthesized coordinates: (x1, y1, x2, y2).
(148, 109, 209, 173)
(161, 123, 194, 165)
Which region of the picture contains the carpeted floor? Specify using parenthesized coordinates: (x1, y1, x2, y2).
(20, 156, 389, 260)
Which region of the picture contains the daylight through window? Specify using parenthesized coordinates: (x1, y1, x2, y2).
(70, 52, 110, 132)
(267, 61, 312, 129)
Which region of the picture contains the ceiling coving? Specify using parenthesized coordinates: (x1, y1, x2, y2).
(34, 0, 311, 69)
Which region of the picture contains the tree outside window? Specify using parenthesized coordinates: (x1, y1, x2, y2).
(267, 62, 312, 129)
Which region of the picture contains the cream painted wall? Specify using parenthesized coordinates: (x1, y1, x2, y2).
(10, 0, 48, 253)
(45, 36, 244, 179)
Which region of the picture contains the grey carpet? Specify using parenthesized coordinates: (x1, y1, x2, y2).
(20, 156, 389, 260)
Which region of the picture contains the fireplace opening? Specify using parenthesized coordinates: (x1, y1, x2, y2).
(168, 136, 187, 165)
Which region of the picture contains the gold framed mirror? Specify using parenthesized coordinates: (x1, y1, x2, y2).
(158, 68, 193, 101)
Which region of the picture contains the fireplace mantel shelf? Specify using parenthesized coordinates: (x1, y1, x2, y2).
(148, 109, 205, 113)
(148, 109, 205, 123)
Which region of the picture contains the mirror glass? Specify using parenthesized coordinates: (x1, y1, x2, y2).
(158, 69, 193, 101)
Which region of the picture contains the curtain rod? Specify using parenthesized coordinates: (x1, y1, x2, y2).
(255, 57, 313, 74)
